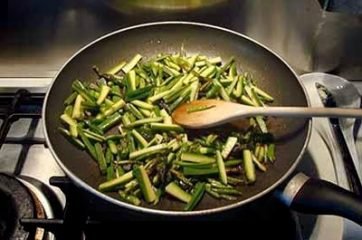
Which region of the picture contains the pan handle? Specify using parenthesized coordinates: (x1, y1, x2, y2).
(277, 173, 362, 225)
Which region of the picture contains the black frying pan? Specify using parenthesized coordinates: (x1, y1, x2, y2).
(43, 22, 362, 223)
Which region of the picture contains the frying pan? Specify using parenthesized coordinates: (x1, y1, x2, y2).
(43, 22, 362, 223)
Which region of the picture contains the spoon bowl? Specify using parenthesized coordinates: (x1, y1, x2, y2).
(172, 99, 362, 129)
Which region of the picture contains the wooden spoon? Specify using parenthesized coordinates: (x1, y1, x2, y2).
(171, 99, 362, 129)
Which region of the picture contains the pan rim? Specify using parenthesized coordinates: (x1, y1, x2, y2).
(43, 21, 312, 216)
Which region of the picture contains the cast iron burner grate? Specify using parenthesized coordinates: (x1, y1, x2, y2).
(0, 89, 44, 175)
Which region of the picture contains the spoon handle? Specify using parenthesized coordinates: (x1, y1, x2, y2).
(248, 107, 362, 118)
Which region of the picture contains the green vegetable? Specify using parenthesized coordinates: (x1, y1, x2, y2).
(58, 127, 85, 149)
(159, 109, 172, 124)
(83, 129, 105, 142)
(267, 143, 276, 162)
(125, 86, 152, 101)
(72, 80, 96, 106)
(150, 123, 184, 133)
(60, 113, 77, 127)
(129, 143, 168, 159)
(97, 113, 123, 132)
(106, 165, 115, 180)
(243, 149, 256, 183)
(180, 152, 215, 164)
(98, 171, 133, 192)
(72, 95, 84, 119)
(133, 166, 156, 203)
(125, 117, 163, 128)
(126, 70, 137, 92)
(118, 190, 141, 206)
(64, 91, 78, 105)
(60, 52, 276, 211)
(184, 183, 205, 211)
(105, 148, 113, 164)
(252, 154, 267, 172)
(126, 104, 144, 120)
(94, 143, 107, 174)
(210, 187, 242, 196)
(131, 129, 148, 148)
(221, 137, 238, 159)
(77, 127, 97, 160)
(252, 86, 274, 102)
(216, 150, 227, 185)
(131, 100, 154, 110)
(107, 139, 118, 154)
(183, 167, 219, 176)
(97, 85, 111, 105)
(165, 182, 192, 203)
(122, 54, 142, 74)
(98, 99, 125, 119)
(107, 61, 126, 75)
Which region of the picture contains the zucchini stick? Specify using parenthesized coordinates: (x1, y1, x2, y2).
(72, 95, 84, 119)
(216, 150, 227, 185)
(122, 54, 142, 74)
(98, 171, 133, 192)
(133, 166, 156, 203)
(129, 143, 168, 159)
(221, 136, 238, 159)
(165, 182, 191, 203)
(96, 85, 111, 105)
(131, 129, 148, 148)
(150, 123, 184, 133)
(243, 149, 256, 183)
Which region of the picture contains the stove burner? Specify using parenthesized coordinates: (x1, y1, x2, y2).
(20, 176, 301, 240)
(0, 173, 35, 239)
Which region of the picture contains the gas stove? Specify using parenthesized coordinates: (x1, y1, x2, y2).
(0, 75, 359, 239)
(3, 0, 362, 239)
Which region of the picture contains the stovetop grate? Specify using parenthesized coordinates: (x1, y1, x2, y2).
(0, 90, 44, 175)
